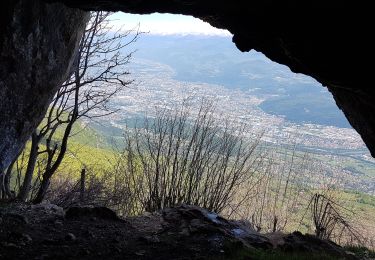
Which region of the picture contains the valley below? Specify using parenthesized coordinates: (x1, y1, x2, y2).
(88, 35, 374, 195)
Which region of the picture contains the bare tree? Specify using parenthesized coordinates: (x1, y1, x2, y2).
(224, 139, 314, 233)
(2, 11, 139, 203)
(110, 100, 264, 214)
(306, 193, 363, 244)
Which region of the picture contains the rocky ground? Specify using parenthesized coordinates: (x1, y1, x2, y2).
(0, 202, 366, 259)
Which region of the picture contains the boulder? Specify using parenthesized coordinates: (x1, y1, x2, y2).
(161, 204, 272, 249)
(65, 206, 120, 221)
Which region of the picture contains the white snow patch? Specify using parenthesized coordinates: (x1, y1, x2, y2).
(232, 228, 246, 236)
(206, 212, 220, 224)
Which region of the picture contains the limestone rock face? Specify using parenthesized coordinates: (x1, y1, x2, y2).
(0, 0, 89, 171)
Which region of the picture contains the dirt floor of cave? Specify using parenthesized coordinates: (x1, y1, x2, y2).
(0, 203, 236, 260)
(0, 203, 361, 260)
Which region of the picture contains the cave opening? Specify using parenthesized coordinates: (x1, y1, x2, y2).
(103, 12, 375, 192)
(1, 3, 375, 257)
(1, 0, 374, 175)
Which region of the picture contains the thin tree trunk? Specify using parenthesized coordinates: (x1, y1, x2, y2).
(80, 168, 86, 202)
(3, 166, 14, 198)
(1, 149, 22, 199)
(18, 132, 39, 201)
(33, 70, 79, 204)
(33, 175, 51, 204)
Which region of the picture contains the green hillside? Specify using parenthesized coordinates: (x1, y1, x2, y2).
(70, 122, 375, 238)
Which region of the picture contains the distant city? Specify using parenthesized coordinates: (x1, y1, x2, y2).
(112, 56, 367, 153)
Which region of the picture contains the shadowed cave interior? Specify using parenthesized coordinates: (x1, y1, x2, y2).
(0, 1, 374, 259)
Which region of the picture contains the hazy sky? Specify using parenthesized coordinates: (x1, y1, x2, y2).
(110, 12, 232, 37)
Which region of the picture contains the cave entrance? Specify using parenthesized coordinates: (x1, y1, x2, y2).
(90, 11, 375, 193)
(109, 13, 369, 149)
(1, 6, 374, 249)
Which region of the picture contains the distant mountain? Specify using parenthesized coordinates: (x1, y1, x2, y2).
(131, 35, 351, 128)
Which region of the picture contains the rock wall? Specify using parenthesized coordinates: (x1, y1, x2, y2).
(0, 1, 89, 171)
